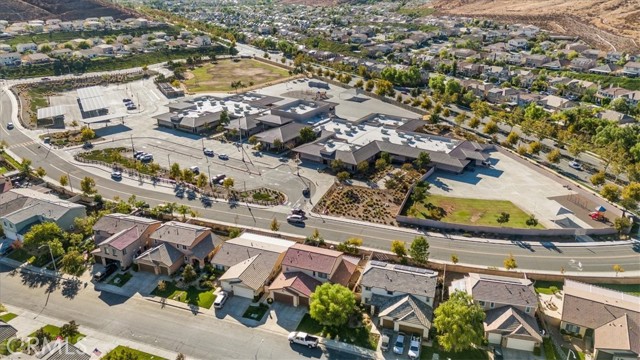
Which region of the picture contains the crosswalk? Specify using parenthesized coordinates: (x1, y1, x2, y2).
(8, 140, 37, 149)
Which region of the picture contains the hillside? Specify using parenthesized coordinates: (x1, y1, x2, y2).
(431, 0, 640, 52)
(0, 0, 140, 22)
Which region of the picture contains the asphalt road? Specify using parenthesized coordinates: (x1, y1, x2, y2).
(0, 264, 357, 360)
(1, 77, 638, 275)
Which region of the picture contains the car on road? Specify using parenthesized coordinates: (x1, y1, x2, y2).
(93, 263, 118, 282)
(189, 166, 200, 174)
(134, 150, 144, 158)
(43, 137, 51, 144)
(393, 332, 406, 354)
(287, 214, 304, 224)
(127, 104, 137, 110)
(408, 335, 421, 359)
(569, 161, 583, 170)
(212, 174, 226, 183)
(214, 291, 228, 309)
(288, 332, 319, 348)
(122, 98, 131, 103)
(204, 148, 214, 156)
(6, 122, 13, 130)
(41, 77, 50, 81)
(302, 187, 310, 197)
(83, 141, 93, 149)
(291, 208, 306, 217)
(111, 171, 122, 180)
(218, 153, 229, 160)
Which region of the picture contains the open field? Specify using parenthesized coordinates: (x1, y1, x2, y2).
(405, 194, 544, 228)
(0, 0, 138, 22)
(431, 0, 640, 52)
(183, 59, 290, 93)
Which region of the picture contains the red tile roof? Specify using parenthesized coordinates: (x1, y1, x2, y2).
(270, 271, 322, 297)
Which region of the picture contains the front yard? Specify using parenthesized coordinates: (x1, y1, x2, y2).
(296, 313, 378, 350)
(103, 345, 167, 360)
(108, 272, 133, 287)
(151, 281, 216, 309)
(242, 303, 269, 321)
(420, 339, 489, 360)
(29, 324, 84, 345)
(0, 313, 17, 322)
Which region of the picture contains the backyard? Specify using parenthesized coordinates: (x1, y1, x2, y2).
(183, 59, 290, 92)
(404, 194, 544, 228)
(296, 314, 378, 350)
(103, 345, 167, 360)
(151, 281, 216, 309)
(534, 280, 640, 296)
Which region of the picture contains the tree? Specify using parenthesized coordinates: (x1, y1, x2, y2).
(336, 171, 350, 182)
(600, 184, 621, 202)
(219, 110, 230, 125)
(196, 173, 208, 188)
(19, 158, 32, 175)
(590, 171, 606, 186)
(299, 127, 316, 143)
(505, 132, 520, 147)
(409, 236, 430, 264)
(622, 182, 640, 202)
(170, 163, 181, 179)
(222, 177, 235, 195)
(23, 222, 65, 255)
(337, 237, 362, 254)
(525, 214, 538, 228)
(60, 250, 85, 276)
(270, 217, 280, 232)
(80, 176, 96, 195)
(391, 240, 407, 258)
(309, 283, 356, 327)
(176, 204, 191, 221)
(80, 127, 95, 141)
(612, 264, 625, 276)
(59, 321, 79, 339)
(546, 149, 561, 164)
(483, 121, 498, 135)
(59, 175, 69, 187)
(273, 138, 283, 150)
(181, 264, 197, 284)
(496, 212, 510, 225)
(181, 169, 194, 183)
(450, 254, 459, 264)
(35, 166, 46, 178)
(176, 354, 186, 360)
(467, 116, 480, 129)
(528, 141, 542, 156)
(331, 159, 345, 172)
(356, 161, 369, 174)
(613, 216, 631, 235)
(503, 253, 517, 270)
(248, 135, 259, 145)
(413, 152, 431, 171)
(433, 291, 485, 352)
(375, 158, 388, 171)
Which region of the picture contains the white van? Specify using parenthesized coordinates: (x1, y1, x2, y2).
(287, 215, 304, 223)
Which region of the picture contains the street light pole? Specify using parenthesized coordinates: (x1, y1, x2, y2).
(39, 244, 57, 274)
(67, 171, 73, 192)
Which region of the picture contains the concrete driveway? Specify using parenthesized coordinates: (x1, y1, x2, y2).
(213, 294, 252, 320)
(501, 348, 545, 360)
(269, 302, 307, 332)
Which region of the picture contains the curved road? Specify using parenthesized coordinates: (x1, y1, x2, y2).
(1, 83, 638, 276)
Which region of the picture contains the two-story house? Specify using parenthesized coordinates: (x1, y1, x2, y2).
(0, 52, 22, 66)
(622, 62, 640, 77)
(538, 95, 577, 111)
(268, 243, 358, 307)
(449, 273, 541, 352)
(507, 38, 528, 50)
(212, 232, 295, 299)
(523, 54, 550, 68)
(360, 261, 438, 339)
(91, 213, 161, 269)
(16, 43, 37, 53)
(135, 221, 222, 275)
(570, 57, 596, 72)
(560, 280, 639, 360)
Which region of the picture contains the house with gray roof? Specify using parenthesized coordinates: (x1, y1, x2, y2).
(0, 189, 86, 241)
(91, 214, 161, 270)
(0, 320, 17, 343)
(212, 232, 295, 299)
(135, 221, 223, 275)
(449, 273, 541, 352)
(360, 261, 438, 339)
(37, 340, 91, 360)
(561, 280, 640, 360)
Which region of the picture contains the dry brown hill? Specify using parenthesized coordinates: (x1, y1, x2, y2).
(431, 0, 640, 52)
(0, 0, 139, 22)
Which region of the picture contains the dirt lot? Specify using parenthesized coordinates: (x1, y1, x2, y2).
(431, 0, 640, 52)
(0, 0, 138, 21)
(183, 59, 290, 93)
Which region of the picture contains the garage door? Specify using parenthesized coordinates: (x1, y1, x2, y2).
(399, 324, 424, 337)
(381, 319, 394, 329)
(138, 263, 155, 273)
(506, 338, 535, 352)
(299, 296, 309, 307)
(274, 291, 294, 305)
(488, 333, 502, 345)
(160, 266, 170, 276)
(232, 285, 255, 299)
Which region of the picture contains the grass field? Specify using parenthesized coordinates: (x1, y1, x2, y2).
(183, 59, 290, 92)
(406, 195, 544, 228)
(29, 324, 84, 344)
(104, 345, 167, 360)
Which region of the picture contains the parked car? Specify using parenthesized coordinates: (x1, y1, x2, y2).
(127, 104, 137, 110)
(302, 187, 310, 197)
(214, 291, 228, 309)
(218, 153, 229, 160)
(393, 333, 406, 354)
(93, 263, 118, 282)
(111, 171, 122, 180)
(493, 346, 504, 360)
(141, 154, 153, 162)
(287, 214, 304, 224)
(134, 150, 144, 157)
(291, 208, 306, 216)
(204, 148, 214, 156)
(122, 98, 131, 103)
(41, 77, 50, 81)
(6, 122, 14, 130)
(380, 334, 390, 352)
(288, 332, 319, 348)
(569, 161, 583, 170)
(408, 336, 421, 359)
(189, 166, 200, 174)
(83, 141, 93, 149)
(212, 174, 226, 184)
(43, 137, 51, 144)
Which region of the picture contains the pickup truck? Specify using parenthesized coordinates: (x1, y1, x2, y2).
(288, 332, 319, 348)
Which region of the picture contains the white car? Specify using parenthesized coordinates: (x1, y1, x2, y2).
(218, 153, 229, 160)
(189, 166, 200, 174)
(214, 291, 228, 309)
(111, 171, 122, 180)
(393, 332, 406, 354)
(569, 161, 583, 170)
(204, 148, 214, 156)
(408, 336, 421, 359)
(287, 214, 304, 224)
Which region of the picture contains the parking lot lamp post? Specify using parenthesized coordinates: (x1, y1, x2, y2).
(39, 244, 57, 275)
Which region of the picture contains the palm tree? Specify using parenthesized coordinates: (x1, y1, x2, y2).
(176, 204, 191, 221)
(19, 158, 32, 175)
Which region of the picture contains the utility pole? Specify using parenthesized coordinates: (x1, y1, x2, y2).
(67, 171, 73, 192)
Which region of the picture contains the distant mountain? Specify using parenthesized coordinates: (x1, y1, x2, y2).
(0, 0, 139, 22)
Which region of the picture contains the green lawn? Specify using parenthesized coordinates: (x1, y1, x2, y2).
(534, 281, 563, 295)
(184, 59, 290, 92)
(103, 345, 167, 360)
(7, 248, 31, 263)
(151, 281, 216, 309)
(2, 153, 21, 170)
(296, 314, 378, 350)
(420, 340, 489, 360)
(0, 167, 8, 175)
(108, 272, 133, 287)
(29, 324, 84, 344)
(79, 147, 160, 175)
(535, 281, 640, 296)
(406, 194, 544, 228)
(242, 304, 269, 321)
(0, 313, 17, 322)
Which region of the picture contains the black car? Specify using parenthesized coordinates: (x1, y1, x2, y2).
(493, 347, 504, 360)
(291, 208, 306, 216)
(93, 263, 118, 282)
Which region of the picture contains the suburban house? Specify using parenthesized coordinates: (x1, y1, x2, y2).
(91, 214, 162, 269)
(36, 340, 91, 360)
(268, 243, 358, 307)
(135, 221, 223, 275)
(538, 95, 576, 111)
(623, 62, 640, 77)
(360, 261, 438, 339)
(0, 189, 86, 241)
(560, 280, 639, 360)
(449, 273, 542, 352)
(0, 52, 22, 66)
(0, 321, 17, 344)
(596, 109, 636, 125)
(570, 58, 596, 72)
(211, 232, 295, 299)
(524, 54, 550, 68)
